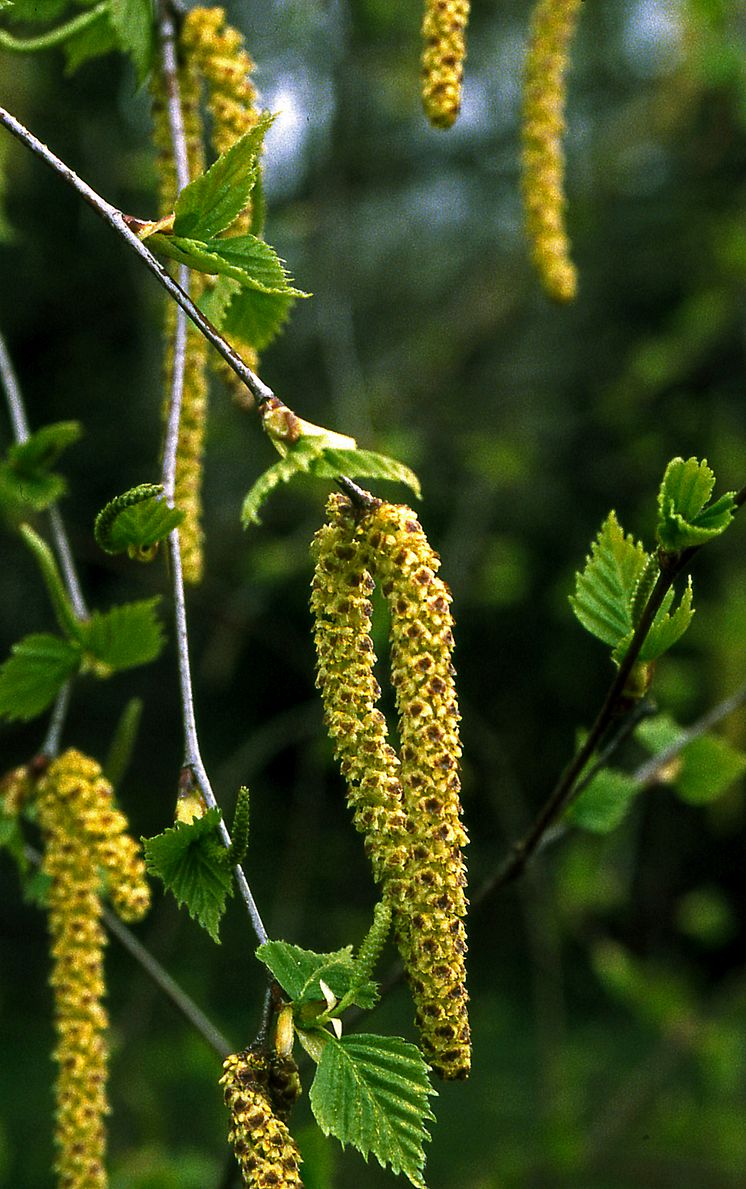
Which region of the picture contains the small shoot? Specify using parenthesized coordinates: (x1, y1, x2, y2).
(94, 483, 184, 561)
(656, 456, 736, 552)
(0, 420, 81, 520)
(142, 805, 233, 943)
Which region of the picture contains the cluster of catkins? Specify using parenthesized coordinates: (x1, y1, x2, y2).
(150, 6, 262, 583)
(2, 749, 150, 1188)
(311, 494, 470, 1080)
(521, 0, 583, 301)
(221, 1047, 304, 1188)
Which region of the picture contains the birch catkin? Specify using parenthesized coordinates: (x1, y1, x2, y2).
(221, 1048, 304, 1188)
(421, 0, 471, 129)
(521, 0, 582, 302)
(35, 749, 150, 1189)
(364, 502, 470, 1080)
(151, 58, 209, 584)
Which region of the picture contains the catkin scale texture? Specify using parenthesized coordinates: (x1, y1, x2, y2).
(421, 0, 470, 129)
(35, 750, 150, 1188)
(221, 1049, 304, 1188)
(521, 0, 582, 302)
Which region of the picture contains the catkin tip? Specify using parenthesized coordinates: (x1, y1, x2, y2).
(421, 0, 470, 129)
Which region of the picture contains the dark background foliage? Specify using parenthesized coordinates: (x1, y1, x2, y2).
(1, 0, 746, 1185)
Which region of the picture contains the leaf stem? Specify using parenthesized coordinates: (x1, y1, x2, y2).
(0, 2, 108, 53)
(0, 104, 276, 409)
(18, 522, 83, 641)
(156, 3, 268, 949)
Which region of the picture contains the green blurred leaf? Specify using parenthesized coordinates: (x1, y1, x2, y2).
(0, 421, 81, 516)
(309, 1034, 435, 1188)
(143, 808, 232, 943)
(3, 0, 70, 21)
(565, 768, 641, 833)
(173, 116, 271, 239)
(80, 597, 164, 674)
(109, 0, 153, 82)
(656, 456, 736, 550)
(0, 632, 80, 721)
(63, 5, 117, 72)
(104, 696, 143, 786)
(570, 511, 649, 648)
(636, 713, 746, 804)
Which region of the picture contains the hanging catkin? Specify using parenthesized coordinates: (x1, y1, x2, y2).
(35, 749, 150, 1188)
(311, 495, 471, 1079)
(221, 1048, 304, 1188)
(181, 6, 263, 397)
(421, 0, 470, 129)
(521, 0, 582, 302)
(363, 502, 470, 1080)
(151, 55, 209, 584)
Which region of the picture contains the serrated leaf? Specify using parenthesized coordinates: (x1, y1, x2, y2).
(570, 511, 649, 648)
(307, 448, 421, 498)
(63, 6, 117, 72)
(142, 808, 232, 942)
(613, 577, 695, 664)
(309, 1034, 435, 1188)
(149, 232, 308, 297)
(565, 768, 642, 833)
(173, 116, 271, 239)
(257, 939, 377, 1011)
(80, 597, 164, 673)
(110, 0, 154, 83)
(656, 457, 736, 550)
(0, 632, 80, 721)
(216, 279, 296, 350)
(241, 445, 323, 526)
(95, 485, 184, 559)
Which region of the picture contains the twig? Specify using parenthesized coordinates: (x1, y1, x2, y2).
(632, 680, 746, 787)
(156, 4, 268, 949)
(0, 104, 275, 409)
(41, 683, 72, 758)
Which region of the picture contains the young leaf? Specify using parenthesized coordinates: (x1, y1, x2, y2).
(570, 511, 648, 648)
(307, 447, 422, 497)
(94, 483, 184, 559)
(212, 280, 297, 351)
(309, 1034, 435, 1189)
(142, 808, 232, 943)
(148, 232, 308, 297)
(109, 0, 153, 83)
(79, 597, 164, 674)
(63, 6, 118, 72)
(656, 456, 736, 551)
(0, 420, 81, 516)
(257, 939, 372, 1009)
(241, 443, 324, 527)
(173, 116, 272, 240)
(0, 632, 80, 721)
(612, 577, 694, 664)
(8, 420, 81, 473)
(19, 524, 82, 641)
(565, 768, 641, 833)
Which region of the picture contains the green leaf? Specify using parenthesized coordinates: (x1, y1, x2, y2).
(636, 714, 746, 804)
(0, 799, 29, 872)
(257, 939, 377, 1011)
(656, 457, 736, 550)
(148, 232, 308, 297)
(104, 696, 143, 786)
(0, 421, 81, 516)
(142, 808, 232, 943)
(309, 1034, 435, 1189)
(241, 445, 323, 526)
(94, 483, 184, 559)
(63, 5, 117, 72)
(4, 0, 71, 22)
(203, 277, 296, 351)
(307, 448, 421, 497)
(0, 632, 80, 721)
(613, 577, 695, 664)
(109, 0, 154, 83)
(570, 511, 649, 648)
(80, 597, 164, 674)
(173, 116, 272, 239)
(565, 768, 642, 833)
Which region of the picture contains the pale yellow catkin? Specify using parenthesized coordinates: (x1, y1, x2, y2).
(421, 0, 470, 129)
(35, 750, 150, 1189)
(521, 0, 582, 302)
(363, 502, 470, 1080)
(151, 58, 210, 584)
(221, 1049, 304, 1188)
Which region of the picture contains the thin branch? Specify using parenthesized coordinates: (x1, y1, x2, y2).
(632, 679, 746, 787)
(156, 6, 268, 949)
(41, 682, 72, 758)
(0, 104, 275, 409)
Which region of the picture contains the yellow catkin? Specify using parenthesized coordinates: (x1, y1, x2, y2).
(421, 0, 470, 130)
(363, 503, 470, 1080)
(0, 762, 34, 815)
(221, 1048, 304, 1188)
(35, 750, 150, 1188)
(181, 6, 262, 393)
(521, 0, 582, 302)
(310, 495, 412, 896)
(151, 59, 210, 585)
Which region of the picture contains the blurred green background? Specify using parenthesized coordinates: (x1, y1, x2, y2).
(2, 0, 746, 1185)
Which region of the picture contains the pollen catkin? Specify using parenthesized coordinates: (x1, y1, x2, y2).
(421, 0, 470, 129)
(310, 495, 412, 895)
(221, 1048, 304, 1188)
(363, 502, 470, 1080)
(181, 6, 262, 393)
(35, 750, 150, 1188)
(151, 57, 210, 584)
(521, 0, 582, 302)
